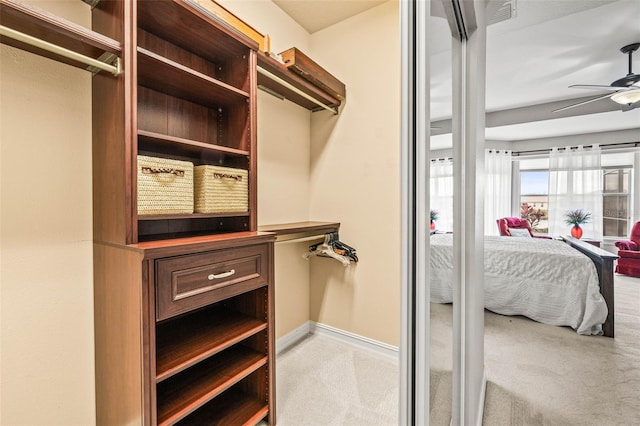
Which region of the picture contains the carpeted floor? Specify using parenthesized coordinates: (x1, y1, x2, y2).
(274, 273, 640, 425)
(275, 334, 399, 425)
(480, 272, 640, 426)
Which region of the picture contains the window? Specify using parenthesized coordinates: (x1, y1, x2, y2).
(602, 167, 630, 238)
(520, 170, 549, 233)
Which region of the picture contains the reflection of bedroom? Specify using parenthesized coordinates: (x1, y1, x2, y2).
(427, 1, 640, 424)
(1, 0, 639, 425)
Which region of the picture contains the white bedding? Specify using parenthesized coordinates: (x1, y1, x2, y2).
(430, 234, 608, 335)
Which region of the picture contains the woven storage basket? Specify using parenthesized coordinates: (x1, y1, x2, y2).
(194, 165, 248, 213)
(137, 155, 194, 215)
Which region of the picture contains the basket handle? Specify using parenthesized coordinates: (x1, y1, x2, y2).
(141, 166, 185, 177)
(213, 172, 243, 181)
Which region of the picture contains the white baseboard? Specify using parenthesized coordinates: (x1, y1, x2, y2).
(309, 322, 399, 359)
(276, 321, 313, 355)
(276, 321, 399, 359)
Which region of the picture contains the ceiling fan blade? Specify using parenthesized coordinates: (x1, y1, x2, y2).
(569, 84, 622, 91)
(552, 92, 614, 113)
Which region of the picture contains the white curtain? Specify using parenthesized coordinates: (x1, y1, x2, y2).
(430, 158, 453, 233)
(484, 149, 512, 235)
(548, 145, 603, 239)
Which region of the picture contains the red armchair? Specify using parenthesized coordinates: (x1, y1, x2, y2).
(614, 221, 640, 277)
(496, 217, 552, 239)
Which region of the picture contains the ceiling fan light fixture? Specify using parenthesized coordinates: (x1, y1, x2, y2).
(611, 88, 640, 105)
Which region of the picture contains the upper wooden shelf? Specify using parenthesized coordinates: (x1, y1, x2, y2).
(258, 221, 340, 242)
(0, 0, 120, 71)
(257, 52, 341, 113)
(137, 0, 258, 58)
(137, 47, 249, 107)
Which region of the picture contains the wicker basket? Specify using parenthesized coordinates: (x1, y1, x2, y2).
(194, 165, 248, 213)
(137, 155, 194, 215)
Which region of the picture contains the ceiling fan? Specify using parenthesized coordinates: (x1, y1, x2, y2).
(553, 42, 640, 113)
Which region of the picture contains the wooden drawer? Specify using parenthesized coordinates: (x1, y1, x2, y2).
(156, 244, 269, 321)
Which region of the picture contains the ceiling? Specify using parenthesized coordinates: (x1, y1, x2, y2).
(272, 0, 387, 34)
(273, 0, 640, 149)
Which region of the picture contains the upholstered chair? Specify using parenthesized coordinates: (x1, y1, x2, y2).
(614, 221, 640, 278)
(496, 217, 552, 239)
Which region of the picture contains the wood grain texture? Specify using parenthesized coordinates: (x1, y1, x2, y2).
(279, 47, 346, 101)
(257, 51, 340, 111)
(266, 241, 276, 424)
(249, 49, 258, 232)
(177, 387, 269, 425)
(93, 243, 149, 425)
(157, 347, 266, 424)
(155, 243, 269, 320)
(155, 308, 267, 381)
(92, 2, 273, 423)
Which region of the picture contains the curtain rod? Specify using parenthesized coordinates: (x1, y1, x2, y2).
(257, 66, 339, 115)
(0, 25, 121, 76)
(512, 141, 640, 157)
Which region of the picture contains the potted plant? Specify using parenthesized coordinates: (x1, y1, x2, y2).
(564, 209, 591, 239)
(430, 210, 439, 231)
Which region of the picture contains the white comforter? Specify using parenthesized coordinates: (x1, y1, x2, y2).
(430, 234, 608, 335)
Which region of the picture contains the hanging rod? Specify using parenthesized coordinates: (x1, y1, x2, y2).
(0, 24, 121, 76)
(257, 65, 338, 115)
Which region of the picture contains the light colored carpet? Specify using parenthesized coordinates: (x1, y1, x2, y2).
(275, 334, 399, 425)
(275, 273, 640, 425)
(480, 273, 640, 425)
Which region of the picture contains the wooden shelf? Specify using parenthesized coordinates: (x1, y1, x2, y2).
(137, 0, 257, 59)
(138, 130, 250, 159)
(157, 346, 267, 425)
(176, 388, 269, 426)
(139, 212, 250, 221)
(257, 52, 340, 112)
(0, 0, 120, 71)
(156, 308, 266, 382)
(138, 47, 249, 108)
(259, 221, 340, 242)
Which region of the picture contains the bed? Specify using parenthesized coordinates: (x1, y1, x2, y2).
(429, 234, 609, 336)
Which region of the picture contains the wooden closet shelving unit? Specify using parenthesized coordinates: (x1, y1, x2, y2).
(89, 0, 275, 424)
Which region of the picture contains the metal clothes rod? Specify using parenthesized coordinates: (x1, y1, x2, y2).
(0, 25, 121, 76)
(257, 65, 338, 115)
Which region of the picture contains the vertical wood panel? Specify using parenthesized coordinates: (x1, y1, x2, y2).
(94, 243, 148, 424)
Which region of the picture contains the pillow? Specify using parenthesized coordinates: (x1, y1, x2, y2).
(508, 227, 531, 238)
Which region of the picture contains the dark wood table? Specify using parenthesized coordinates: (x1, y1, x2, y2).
(562, 236, 618, 337)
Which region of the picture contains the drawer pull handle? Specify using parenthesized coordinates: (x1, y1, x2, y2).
(208, 269, 236, 280)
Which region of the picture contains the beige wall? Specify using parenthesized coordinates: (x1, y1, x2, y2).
(219, 0, 315, 339)
(308, 1, 401, 346)
(0, 2, 95, 424)
(223, 0, 402, 346)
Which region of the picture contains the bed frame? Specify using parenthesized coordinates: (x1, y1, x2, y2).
(562, 236, 619, 337)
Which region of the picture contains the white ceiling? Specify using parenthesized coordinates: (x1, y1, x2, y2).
(273, 0, 640, 148)
(272, 0, 387, 34)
